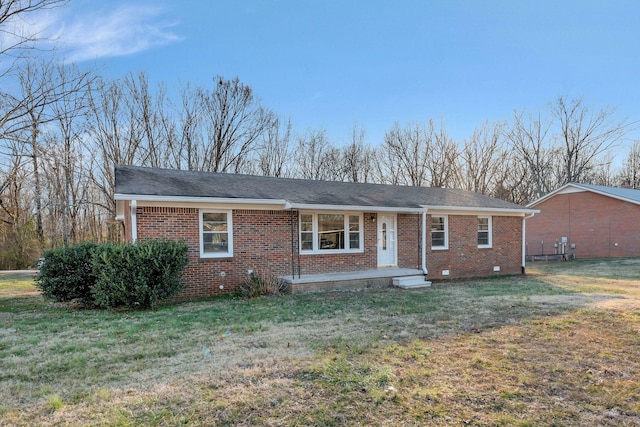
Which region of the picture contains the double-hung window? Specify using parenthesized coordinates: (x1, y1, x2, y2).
(200, 210, 233, 257)
(300, 212, 363, 253)
(477, 216, 492, 248)
(431, 215, 448, 250)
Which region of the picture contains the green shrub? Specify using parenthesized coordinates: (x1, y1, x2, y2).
(35, 242, 98, 305)
(91, 239, 189, 309)
(236, 270, 290, 298)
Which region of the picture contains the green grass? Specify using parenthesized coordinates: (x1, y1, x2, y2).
(0, 272, 42, 312)
(529, 257, 640, 279)
(1, 259, 640, 425)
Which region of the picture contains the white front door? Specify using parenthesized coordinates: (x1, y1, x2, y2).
(377, 213, 397, 267)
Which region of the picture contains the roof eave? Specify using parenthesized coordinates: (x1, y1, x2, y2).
(576, 185, 640, 206)
(114, 193, 289, 207)
(527, 183, 640, 207)
(526, 183, 577, 207)
(423, 205, 539, 215)
(288, 203, 425, 213)
(114, 194, 536, 214)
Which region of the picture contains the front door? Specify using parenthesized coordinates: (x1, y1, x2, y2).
(377, 213, 397, 267)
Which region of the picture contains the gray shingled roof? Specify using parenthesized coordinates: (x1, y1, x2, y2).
(115, 165, 530, 211)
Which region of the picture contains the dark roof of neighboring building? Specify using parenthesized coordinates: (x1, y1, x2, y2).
(528, 182, 640, 207)
(115, 165, 532, 212)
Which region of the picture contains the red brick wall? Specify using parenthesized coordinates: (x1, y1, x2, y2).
(527, 191, 640, 258)
(132, 206, 524, 299)
(297, 212, 378, 275)
(397, 214, 422, 269)
(427, 215, 523, 279)
(135, 207, 295, 300)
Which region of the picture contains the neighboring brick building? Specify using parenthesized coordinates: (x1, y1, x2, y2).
(526, 183, 640, 259)
(115, 165, 536, 299)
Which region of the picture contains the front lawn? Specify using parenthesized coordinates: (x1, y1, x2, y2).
(1, 259, 639, 425)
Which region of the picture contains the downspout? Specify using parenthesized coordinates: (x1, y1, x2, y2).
(296, 211, 301, 279)
(290, 209, 295, 280)
(421, 209, 428, 275)
(130, 200, 137, 243)
(522, 212, 536, 274)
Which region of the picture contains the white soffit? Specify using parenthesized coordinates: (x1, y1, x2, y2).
(557, 186, 586, 195)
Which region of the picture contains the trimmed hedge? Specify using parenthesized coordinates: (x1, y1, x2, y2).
(35, 242, 98, 305)
(35, 239, 189, 310)
(92, 239, 189, 309)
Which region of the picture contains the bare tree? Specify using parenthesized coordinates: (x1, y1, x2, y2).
(373, 144, 402, 185)
(254, 116, 292, 177)
(7, 59, 60, 244)
(43, 62, 95, 245)
(0, 0, 67, 75)
(87, 77, 146, 240)
(293, 128, 343, 180)
(1, 58, 93, 246)
(457, 121, 508, 195)
(126, 72, 164, 168)
(0, 1, 68, 141)
(342, 123, 374, 183)
(427, 120, 459, 188)
(585, 154, 617, 186)
(617, 141, 640, 189)
(175, 82, 204, 171)
(380, 119, 460, 188)
(382, 121, 431, 186)
(0, 0, 68, 252)
(504, 110, 557, 201)
(490, 146, 535, 204)
(0, 146, 39, 268)
(197, 76, 274, 173)
(551, 96, 632, 184)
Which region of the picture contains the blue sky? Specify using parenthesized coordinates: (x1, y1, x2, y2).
(30, 0, 640, 155)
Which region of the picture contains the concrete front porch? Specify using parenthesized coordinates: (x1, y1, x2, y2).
(281, 268, 430, 292)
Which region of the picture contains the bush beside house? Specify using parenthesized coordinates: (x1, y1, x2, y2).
(36, 242, 98, 305)
(35, 239, 189, 309)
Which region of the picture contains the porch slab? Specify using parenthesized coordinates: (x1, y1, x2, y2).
(281, 268, 425, 292)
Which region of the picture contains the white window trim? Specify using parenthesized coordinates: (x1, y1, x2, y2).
(478, 215, 492, 249)
(200, 209, 233, 258)
(299, 211, 364, 254)
(431, 215, 449, 250)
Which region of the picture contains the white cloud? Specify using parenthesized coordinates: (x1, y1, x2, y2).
(51, 4, 182, 62)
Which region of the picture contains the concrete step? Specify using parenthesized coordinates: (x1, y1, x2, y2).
(392, 275, 432, 289)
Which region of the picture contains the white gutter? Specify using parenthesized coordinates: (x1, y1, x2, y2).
(288, 203, 424, 213)
(130, 200, 137, 243)
(422, 205, 538, 215)
(421, 209, 428, 274)
(114, 195, 425, 213)
(114, 193, 289, 207)
(522, 212, 537, 271)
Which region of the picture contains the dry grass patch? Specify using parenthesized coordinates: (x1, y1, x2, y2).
(380, 309, 640, 425)
(2, 258, 640, 425)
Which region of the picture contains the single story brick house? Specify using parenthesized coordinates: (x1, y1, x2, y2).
(526, 183, 640, 259)
(115, 165, 536, 299)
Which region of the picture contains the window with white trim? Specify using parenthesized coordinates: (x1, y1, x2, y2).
(431, 215, 448, 249)
(477, 216, 492, 248)
(200, 210, 233, 257)
(299, 212, 363, 253)
(348, 215, 360, 250)
(300, 214, 313, 251)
